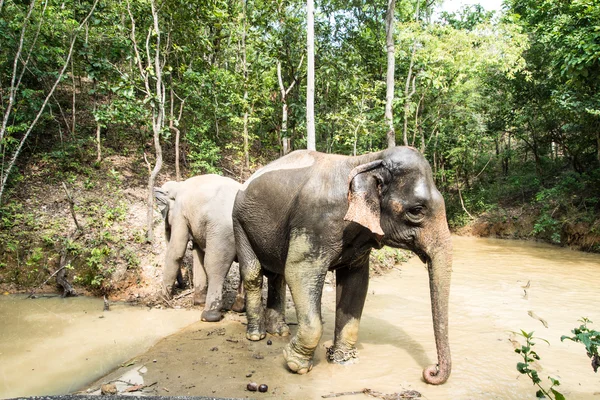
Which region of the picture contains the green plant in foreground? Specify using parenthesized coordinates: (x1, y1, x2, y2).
(514, 330, 565, 400)
(561, 318, 600, 373)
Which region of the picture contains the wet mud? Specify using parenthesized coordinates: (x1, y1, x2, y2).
(84, 237, 600, 399)
(3, 236, 600, 399)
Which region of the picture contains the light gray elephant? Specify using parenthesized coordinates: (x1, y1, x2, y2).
(233, 147, 452, 384)
(155, 174, 244, 322)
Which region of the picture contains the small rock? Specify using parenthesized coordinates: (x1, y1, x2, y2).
(252, 353, 264, 359)
(246, 373, 253, 378)
(100, 383, 117, 395)
(247, 382, 258, 391)
(258, 384, 268, 393)
(153, 359, 157, 363)
(210, 346, 219, 351)
(267, 339, 272, 345)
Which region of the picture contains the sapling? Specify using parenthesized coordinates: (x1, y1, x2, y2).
(561, 318, 600, 373)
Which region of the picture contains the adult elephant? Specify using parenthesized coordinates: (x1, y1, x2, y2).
(155, 174, 244, 322)
(232, 146, 452, 385)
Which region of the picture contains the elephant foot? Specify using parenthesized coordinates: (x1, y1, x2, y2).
(201, 300, 222, 322)
(231, 295, 245, 313)
(246, 328, 266, 341)
(201, 309, 223, 322)
(283, 343, 313, 375)
(265, 309, 290, 337)
(326, 345, 358, 365)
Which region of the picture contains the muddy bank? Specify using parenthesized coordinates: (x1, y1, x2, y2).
(463, 207, 600, 252)
(82, 236, 600, 400)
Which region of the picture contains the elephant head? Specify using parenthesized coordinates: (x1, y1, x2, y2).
(344, 146, 452, 385)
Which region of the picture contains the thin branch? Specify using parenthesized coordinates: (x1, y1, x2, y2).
(62, 182, 82, 231)
(0, 0, 100, 204)
(0, 0, 37, 145)
(27, 264, 68, 299)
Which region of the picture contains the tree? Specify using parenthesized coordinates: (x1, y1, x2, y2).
(0, 0, 99, 204)
(126, 0, 167, 243)
(385, 0, 396, 148)
(306, 0, 315, 150)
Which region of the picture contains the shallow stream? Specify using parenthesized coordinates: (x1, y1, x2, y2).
(2, 236, 600, 399)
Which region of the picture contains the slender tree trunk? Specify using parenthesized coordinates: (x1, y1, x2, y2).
(385, 0, 396, 148)
(241, 0, 249, 169)
(71, 58, 76, 135)
(597, 130, 600, 164)
(95, 121, 102, 163)
(277, 57, 303, 156)
(402, 0, 420, 146)
(0, 0, 99, 204)
(128, 0, 165, 242)
(306, 0, 315, 150)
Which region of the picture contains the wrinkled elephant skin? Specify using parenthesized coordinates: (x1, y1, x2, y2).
(232, 147, 452, 384)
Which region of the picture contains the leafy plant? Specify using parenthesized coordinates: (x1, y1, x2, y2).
(561, 318, 600, 373)
(514, 330, 565, 400)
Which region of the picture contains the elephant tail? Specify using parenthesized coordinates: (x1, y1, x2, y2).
(154, 187, 171, 220)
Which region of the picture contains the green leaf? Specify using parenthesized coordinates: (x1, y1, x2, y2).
(551, 388, 566, 400)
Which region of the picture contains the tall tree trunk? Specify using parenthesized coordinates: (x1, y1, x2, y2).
(402, 0, 420, 146)
(241, 0, 249, 169)
(385, 0, 396, 148)
(306, 0, 315, 150)
(128, 0, 165, 242)
(169, 87, 184, 182)
(146, 0, 165, 243)
(71, 58, 76, 136)
(277, 57, 303, 156)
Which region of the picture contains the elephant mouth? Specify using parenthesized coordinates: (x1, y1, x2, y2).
(414, 249, 429, 264)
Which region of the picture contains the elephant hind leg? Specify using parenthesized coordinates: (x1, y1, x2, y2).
(231, 265, 245, 313)
(265, 272, 289, 337)
(200, 245, 233, 322)
(234, 222, 265, 341)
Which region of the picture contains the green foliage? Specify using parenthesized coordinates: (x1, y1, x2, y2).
(514, 330, 565, 400)
(187, 137, 222, 175)
(561, 318, 600, 373)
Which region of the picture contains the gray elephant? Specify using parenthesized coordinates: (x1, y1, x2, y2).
(232, 146, 452, 385)
(155, 174, 244, 322)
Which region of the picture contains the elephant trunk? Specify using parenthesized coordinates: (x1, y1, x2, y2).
(422, 232, 452, 385)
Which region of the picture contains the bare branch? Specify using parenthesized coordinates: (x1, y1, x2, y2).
(0, 0, 100, 204)
(1, 0, 37, 145)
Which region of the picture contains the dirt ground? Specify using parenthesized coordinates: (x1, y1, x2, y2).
(79, 236, 600, 400)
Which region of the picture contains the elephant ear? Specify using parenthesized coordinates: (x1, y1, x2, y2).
(154, 187, 171, 220)
(343, 160, 389, 237)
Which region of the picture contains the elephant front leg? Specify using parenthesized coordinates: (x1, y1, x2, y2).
(265, 272, 289, 337)
(191, 244, 207, 306)
(283, 259, 327, 375)
(162, 223, 189, 299)
(328, 261, 369, 365)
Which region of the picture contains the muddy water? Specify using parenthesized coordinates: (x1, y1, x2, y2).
(3, 236, 600, 399)
(87, 236, 600, 399)
(0, 296, 199, 398)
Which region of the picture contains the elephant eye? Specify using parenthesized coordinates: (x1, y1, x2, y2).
(406, 205, 426, 223)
